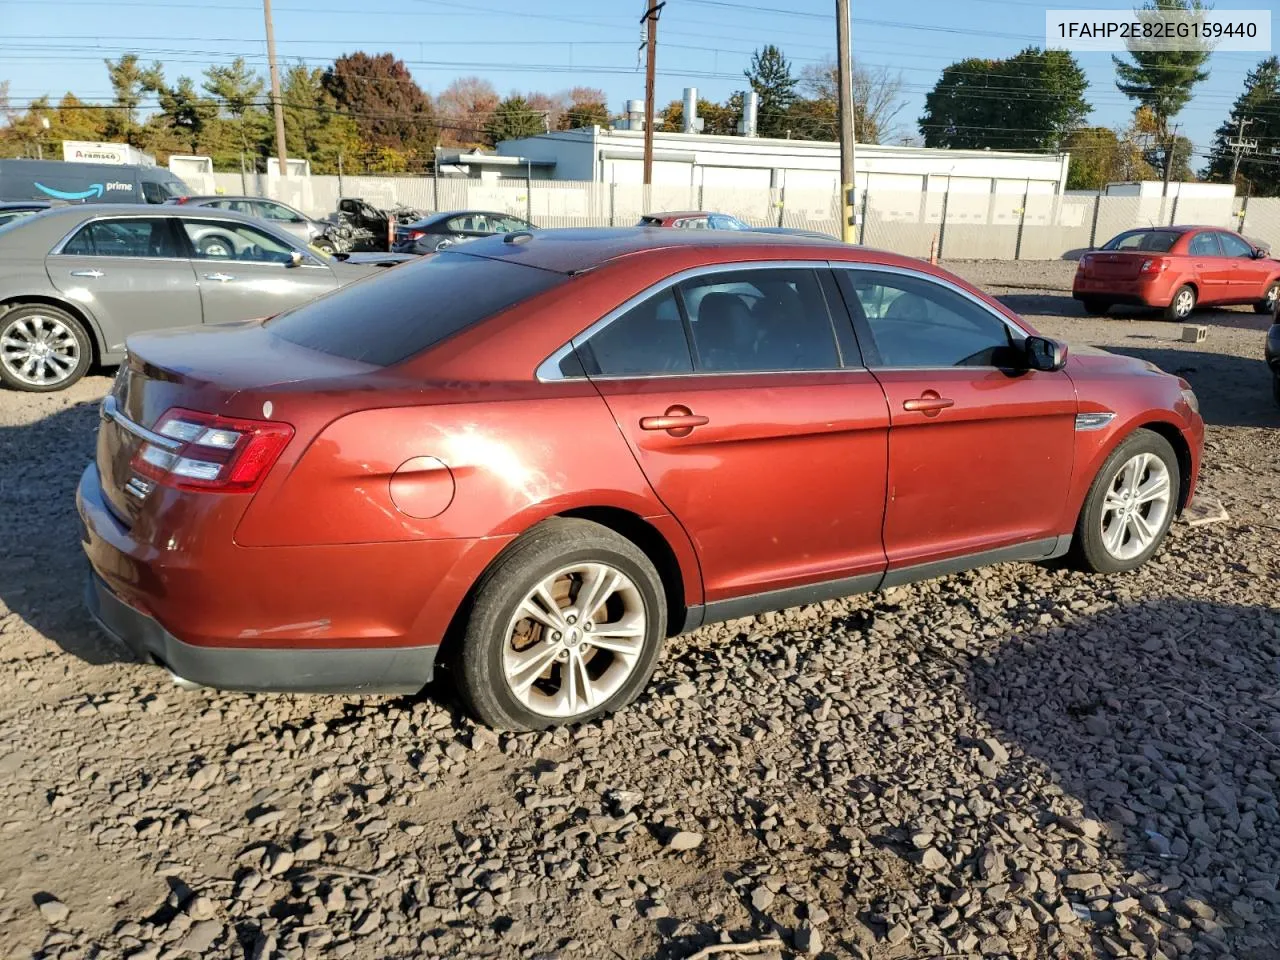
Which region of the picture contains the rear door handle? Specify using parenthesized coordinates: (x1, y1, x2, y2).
(903, 393, 955, 416)
(639, 405, 709, 437)
(204, 273, 236, 282)
(69, 269, 104, 278)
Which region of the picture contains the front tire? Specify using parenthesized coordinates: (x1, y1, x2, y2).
(1254, 280, 1279, 315)
(453, 519, 668, 731)
(1164, 285, 1196, 322)
(1082, 298, 1111, 316)
(1071, 430, 1180, 574)
(0, 304, 92, 392)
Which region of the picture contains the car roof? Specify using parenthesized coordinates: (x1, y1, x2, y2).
(449, 226, 853, 274)
(645, 211, 714, 219)
(0, 200, 51, 210)
(1116, 225, 1223, 235)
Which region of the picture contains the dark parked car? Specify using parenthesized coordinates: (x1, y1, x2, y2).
(1267, 313, 1280, 407)
(78, 228, 1203, 731)
(0, 200, 53, 227)
(169, 195, 352, 254)
(639, 211, 837, 241)
(1073, 226, 1280, 320)
(392, 210, 536, 255)
(0, 204, 412, 392)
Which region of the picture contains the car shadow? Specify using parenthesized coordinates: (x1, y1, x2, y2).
(970, 598, 1280, 959)
(1102, 345, 1277, 429)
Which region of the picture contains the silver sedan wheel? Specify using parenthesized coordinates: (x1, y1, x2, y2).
(1100, 451, 1172, 561)
(502, 562, 647, 719)
(1, 313, 81, 387)
(1173, 288, 1195, 318)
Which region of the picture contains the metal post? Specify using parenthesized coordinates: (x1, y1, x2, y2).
(526, 160, 533, 224)
(1238, 194, 1249, 233)
(1088, 193, 1101, 249)
(697, 183, 704, 212)
(263, 0, 289, 178)
(835, 0, 856, 244)
(937, 178, 951, 261)
(240, 151, 248, 195)
(1169, 192, 1179, 227)
(1014, 179, 1029, 260)
(777, 184, 785, 227)
(641, 2, 665, 185)
(337, 152, 344, 198)
(609, 181, 616, 227)
(858, 188, 868, 244)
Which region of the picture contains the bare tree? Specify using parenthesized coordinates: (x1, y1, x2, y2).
(800, 59, 905, 145)
(436, 76, 500, 147)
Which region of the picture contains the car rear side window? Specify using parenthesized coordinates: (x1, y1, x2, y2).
(266, 251, 568, 366)
(575, 289, 693, 377)
(60, 218, 179, 258)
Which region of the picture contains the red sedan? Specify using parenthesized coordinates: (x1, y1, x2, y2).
(78, 229, 1204, 730)
(1073, 225, 1280, 320)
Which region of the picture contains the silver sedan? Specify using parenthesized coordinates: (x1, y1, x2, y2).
(0, 204, 412, 392)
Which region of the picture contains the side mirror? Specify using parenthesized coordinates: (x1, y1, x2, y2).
(288, 250, 303, 268)
(1025, 335, 1068, 372)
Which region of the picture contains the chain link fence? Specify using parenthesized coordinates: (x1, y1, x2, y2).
(208, 171, 1271, 261)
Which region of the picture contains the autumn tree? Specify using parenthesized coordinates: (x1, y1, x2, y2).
(661, 97, 738, 135)
(485, 95, 545, 144)
(560, 86, 609, 130)
(436, 76, 499, 147)
(323, 52, 436, 164)
(796, 60, 905, 144)
(50, 93, 108, 143)
(920, 47, 1090, 150)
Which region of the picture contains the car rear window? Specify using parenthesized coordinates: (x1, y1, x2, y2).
(265, 251, 568, 366)
(1101, 230, 1179, 253)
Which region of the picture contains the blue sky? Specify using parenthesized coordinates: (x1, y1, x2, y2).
(2, 0, 1272, 164)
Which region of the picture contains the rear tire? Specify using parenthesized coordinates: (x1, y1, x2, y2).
(453, 519, 668, 731)
(0, 303, 92, 392)
(1082, 298, 1111, 316)
(1071, 429, 1180, 575)
(1254, 280, 1279, 315)
(1164, 285, 1196, 321)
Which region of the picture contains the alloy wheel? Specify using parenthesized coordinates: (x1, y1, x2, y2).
(1174, 288, 1195, 318)
(0, 313, 81, 387)
(1099, 451, 1173, 561)
(501, 562, 647, 719)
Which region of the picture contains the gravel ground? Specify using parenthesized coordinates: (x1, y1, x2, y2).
(2, 262, 1278, 960)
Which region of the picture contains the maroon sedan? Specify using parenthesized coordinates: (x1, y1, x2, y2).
(79, 229, 1204, 730)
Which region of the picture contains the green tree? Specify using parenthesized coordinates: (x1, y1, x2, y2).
(147, 72, 218, 153)
(0, 94, 53, 158)
(322, 52, 435, 165)
(51, 93, 108, 142)
(1204, 56, 1280, 192)
(1113, 0, 1210, 174)
(661, 96, 739, 136)
(920, 47, 1090, 150)
(485, 95, 545, 144)
(280, 63, 360, 174)
(103, 53, 162, 143)
(203, 57, 268, 168)
(745, 44, 797, 138)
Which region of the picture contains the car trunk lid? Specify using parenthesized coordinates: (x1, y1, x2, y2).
(1081, 252, 1147, 280)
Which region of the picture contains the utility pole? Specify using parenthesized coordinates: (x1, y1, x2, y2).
(835, 0, 856, 243)
(640, 1, 665, 186)
(1161, 122, 1180, 197)
(263, 0, 289, 177)
(1228, 117, 1258, 183)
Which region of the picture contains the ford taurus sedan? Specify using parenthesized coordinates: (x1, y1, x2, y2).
(1073, 226, 1280, 320)
(78, 229, 1204, 730)
(0, 204, 411, 392)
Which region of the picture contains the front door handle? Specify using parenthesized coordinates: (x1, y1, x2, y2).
(903, 392, 955, 416)
(204, 273, 236, 283)
(69, 269, 104, 278)
(639, 405, 709, 437)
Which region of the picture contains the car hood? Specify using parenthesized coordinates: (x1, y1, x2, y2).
(329, 252, 417, 277)
(1065, 343, 1181, 380)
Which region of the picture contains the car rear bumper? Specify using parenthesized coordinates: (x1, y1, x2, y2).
(85, 571, 436, 694)
(1072, 274, 1178, 307)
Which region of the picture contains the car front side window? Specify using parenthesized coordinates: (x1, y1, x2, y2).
(840, 269, 1018, 368)
(1188, 233, 1222, 257)
(1218, 232, 1255, 258)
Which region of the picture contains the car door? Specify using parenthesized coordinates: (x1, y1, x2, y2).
(47, 215, 202, 353)
(1185, 231, 1229, 303)
(1216, 230, 1271, 302)
(566, 263, 890, 609)
(834, 265, 1077, 577)
(176, 217, 338, 325)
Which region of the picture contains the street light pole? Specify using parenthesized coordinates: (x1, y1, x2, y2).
(263, 0, 289, 177)
(835, 0, 856, 243)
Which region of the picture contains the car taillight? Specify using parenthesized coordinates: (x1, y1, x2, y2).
(173, 196, 190, 204)
(131, 408, 293, 493)
(1140, 257, 1169, 274)
(409, 230, 426, 241)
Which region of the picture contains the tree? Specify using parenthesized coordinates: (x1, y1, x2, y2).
(1113, 0, 1210, 173)
(1063, 125, 1159, 188)
(485, 95, 545, 144)
(919, 47, 1090, 150)
(1204, 56, 1280, 193)
(203, 57, 268, 168)
(794, 59, 906, 144)
(745, 45, 798, 138)
(436, 76, 500, 147)
(561, 86, 610, 130)
(0, 95, 52, 158)
(279, 63, 360, 175)
(323, 52, 436, 164)
(51, 93, 108, 143)
(660, 97, 738, 135)
(147, 73, 218, 153)
(103, 53, 161, 143)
